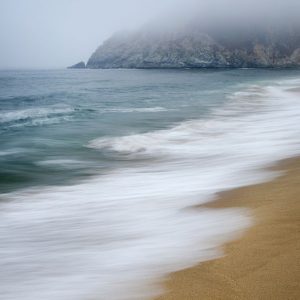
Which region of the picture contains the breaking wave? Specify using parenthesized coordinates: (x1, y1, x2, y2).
(0, 106, 74, 124)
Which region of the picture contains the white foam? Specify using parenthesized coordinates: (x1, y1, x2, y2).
(88, 83, 300, 162)
(0, 148, 28, 156)
(102, 106, 169, 113)
(36, 159, 89, 169)
(0, 105, 74, 124)
(1, 78, 300, 300)
(0, 171, 250, 300)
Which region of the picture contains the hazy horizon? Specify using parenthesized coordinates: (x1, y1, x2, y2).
(0, 0, 179, 69)
(0, 0, 299, 69)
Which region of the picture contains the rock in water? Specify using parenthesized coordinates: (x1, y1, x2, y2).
(68, 61, 86, 69)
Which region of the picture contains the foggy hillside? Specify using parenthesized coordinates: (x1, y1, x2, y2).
(86, 0, 300, 68)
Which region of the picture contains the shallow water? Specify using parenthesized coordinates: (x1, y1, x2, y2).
(0, 69, 300, 300)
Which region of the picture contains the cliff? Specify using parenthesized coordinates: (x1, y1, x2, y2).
(86, 24, 300, 69)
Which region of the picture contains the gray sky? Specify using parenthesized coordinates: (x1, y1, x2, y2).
(0, 0, 299, 69)
(0, 0, 177, 69)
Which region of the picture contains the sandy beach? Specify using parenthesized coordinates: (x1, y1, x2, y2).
(156, 157, 300, 300)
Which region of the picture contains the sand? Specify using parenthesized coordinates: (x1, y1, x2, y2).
(156, 157, 300, 300)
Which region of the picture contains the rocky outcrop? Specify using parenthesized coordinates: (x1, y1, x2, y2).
(68, 61, 86, 69)
(86, 25, 300, 69)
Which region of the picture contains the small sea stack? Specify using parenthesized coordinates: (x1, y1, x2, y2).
(68, 61, 86, 69)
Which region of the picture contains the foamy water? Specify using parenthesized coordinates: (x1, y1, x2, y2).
(0, 105, 74, 124)
(0, 70, 300, 300)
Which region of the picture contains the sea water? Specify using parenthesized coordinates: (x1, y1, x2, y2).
(0, 69, 300, 300)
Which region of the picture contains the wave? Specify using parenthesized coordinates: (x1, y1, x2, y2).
(0, 106, 77, 131)
(1, 78, 300, 300)
(88, 82, 300, 161)
(35, 159, 89, 169)
(0, 167, 250, 300)
(0, 92, 56, 105)
(0, 106, 74, 124)
(0, 148, 28, 157)
(0, 105, 168, 130)
(102, 106, 169, 113)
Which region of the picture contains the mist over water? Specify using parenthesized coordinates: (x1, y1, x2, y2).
(1, 69, 300, 299)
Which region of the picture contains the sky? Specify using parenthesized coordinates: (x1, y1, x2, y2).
(0, 0, 299, 69)
(0, 0, 177, 69)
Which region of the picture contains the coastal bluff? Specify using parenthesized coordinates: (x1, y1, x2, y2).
(86, 25, 300, 69)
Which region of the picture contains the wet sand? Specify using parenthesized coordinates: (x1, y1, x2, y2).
(156, 157, 300, 300)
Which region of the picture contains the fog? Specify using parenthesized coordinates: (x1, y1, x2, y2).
(0, 0, 299, 69)
(0, 0, 178, 69)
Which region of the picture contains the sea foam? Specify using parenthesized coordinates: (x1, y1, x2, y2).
(0, 78, 300, 300)
(0, 105, 75, 128)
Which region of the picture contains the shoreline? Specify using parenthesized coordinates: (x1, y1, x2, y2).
(156, 157, 300, 300)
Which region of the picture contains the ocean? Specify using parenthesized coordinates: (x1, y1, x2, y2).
(0, 68, 300, 300)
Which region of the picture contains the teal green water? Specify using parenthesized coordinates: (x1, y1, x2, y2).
(1, 68, 299, 192)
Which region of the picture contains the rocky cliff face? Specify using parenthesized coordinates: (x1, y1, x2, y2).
(87, 24, 300, 69)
